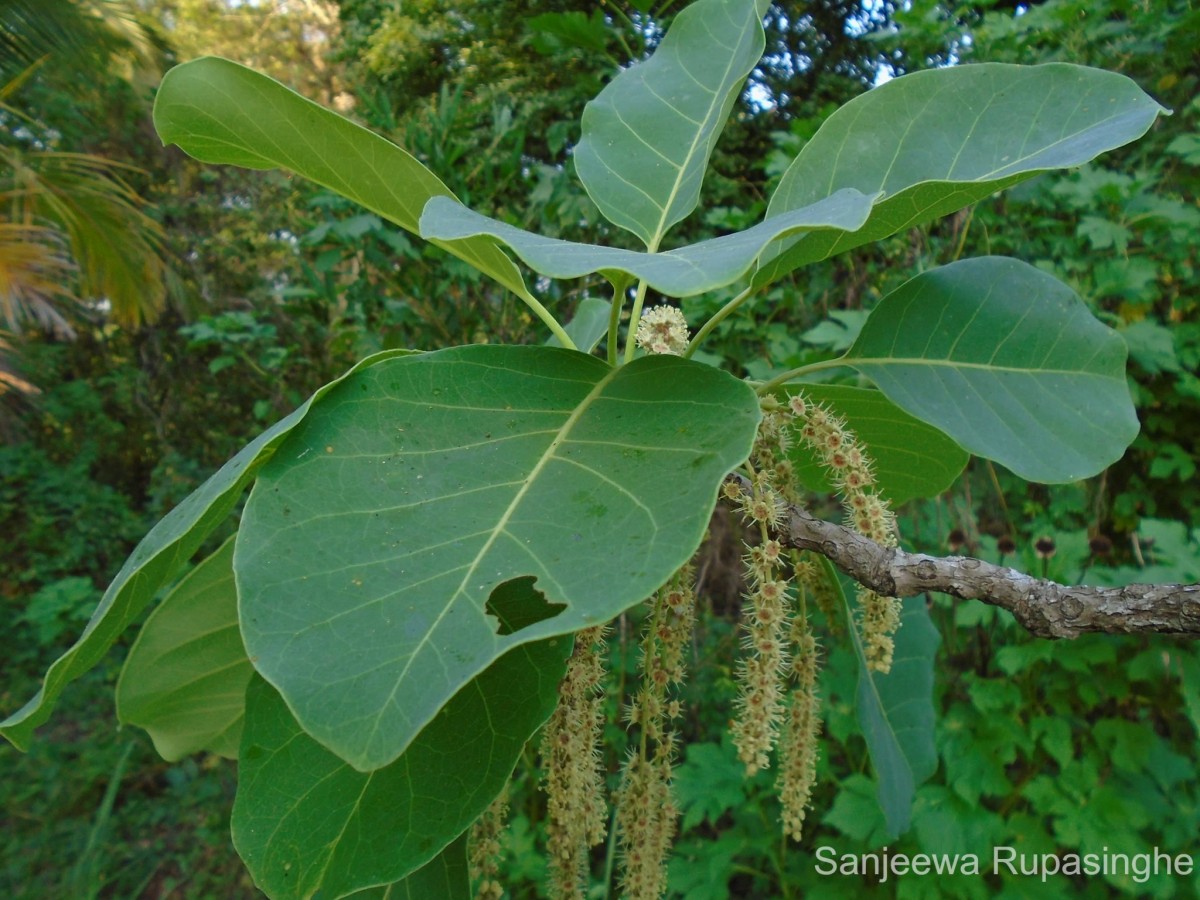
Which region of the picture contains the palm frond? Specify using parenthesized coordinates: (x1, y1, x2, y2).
(3, 149, 169, 328)
(0, 221, 78, 337)
(0, 0, 159, 82)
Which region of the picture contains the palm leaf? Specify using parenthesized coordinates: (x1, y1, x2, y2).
(4, 150, 168, 327)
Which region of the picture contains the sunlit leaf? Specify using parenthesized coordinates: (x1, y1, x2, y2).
(757, 63, 1167, 285)
(153, 57, 529, 299)
(842, 257, 1136, 482)
(116, 536, 251, 761)
(236, 345, 760, 770)
(574, 0, 770, 247)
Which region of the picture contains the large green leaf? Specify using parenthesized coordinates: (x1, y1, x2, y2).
(782, 385, 968, 504)
(236, 345, 760, 771)
(823, 560, 939, 839)
(420, 189, 876, 297)
(233, 624, 567, 900)
(756, 63, 1167, 285)
(0, 350, 412, 751)
(573, 0, 769, 248)
(116, 536, 251, 761)
(153, 57, 529, 300)
(342, 834, 469, 900)
(841, 257, 1136, 483)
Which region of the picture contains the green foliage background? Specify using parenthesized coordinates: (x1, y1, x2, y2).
(1, 0, 1198, 897)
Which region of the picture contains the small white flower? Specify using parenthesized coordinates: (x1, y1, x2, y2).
(635, 305, 690, 355)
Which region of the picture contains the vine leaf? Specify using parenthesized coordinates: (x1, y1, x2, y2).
(0, 350, 413, 751)
(574, 0, 770, 248)
(824, 559, 939, 839)
(152, 57, 529, 299)
(420, 189, 876, 297)
(233, 624, 565, 900)
(116, 536, 251, 761)
(235, 345, 761, 771)
(756, 63, 1168, 285)
(781, 385, 968, 504)
(842, 257, 1137, 483)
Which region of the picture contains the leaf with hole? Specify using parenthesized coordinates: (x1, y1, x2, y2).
(235, 345, 760, 770)
(842, 257, 1136, 482)
(117, 536, 250, 761)
(756, 63, 1167, 285)
(574, 0, 770, 247)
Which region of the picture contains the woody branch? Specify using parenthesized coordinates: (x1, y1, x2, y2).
(776, 499, 1200, 640)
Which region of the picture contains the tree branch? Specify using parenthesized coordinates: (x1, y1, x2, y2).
(780, 502, 1200, 639)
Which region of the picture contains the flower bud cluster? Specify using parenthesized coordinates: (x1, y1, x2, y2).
(541, 625, 610, 899)
(616, 568, 696, 898)
(469, 784, 509, 900)
(635, 304, 690, 356)
(787, 391, 902, 673)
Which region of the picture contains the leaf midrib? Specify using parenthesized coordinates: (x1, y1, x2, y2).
(364, 362, 623, 753)
(848, 356, 1120, 378)
(648, 3, 757, 249)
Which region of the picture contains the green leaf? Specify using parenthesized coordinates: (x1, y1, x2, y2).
(152, 57, 529, 300)
(236, 345, 760, 771)
(233, 624, 568, 900)
(757, 63, 1167, 284)
(0, 349, 413, 751)
(419, 190, 876, 297)
(548, 296, 611, 353)
(342, 834, 469, 900)
(781, 384, 968, 504)
(573, 0, 770, 248)
(841, 257, 1137, 483)
(858, 598, 940, 838)
(823, 560, 938, 839)
(116, 536, 251, 761)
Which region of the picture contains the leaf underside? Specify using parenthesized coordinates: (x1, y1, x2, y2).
(116, 536, 251, 761)
(235, 345, 761, 771)
(420, 189, 876, 297)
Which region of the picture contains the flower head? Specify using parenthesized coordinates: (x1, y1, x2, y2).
(635, 305, 690, 355)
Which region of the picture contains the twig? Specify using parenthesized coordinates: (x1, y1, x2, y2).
(772, 494, 1200, 640)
